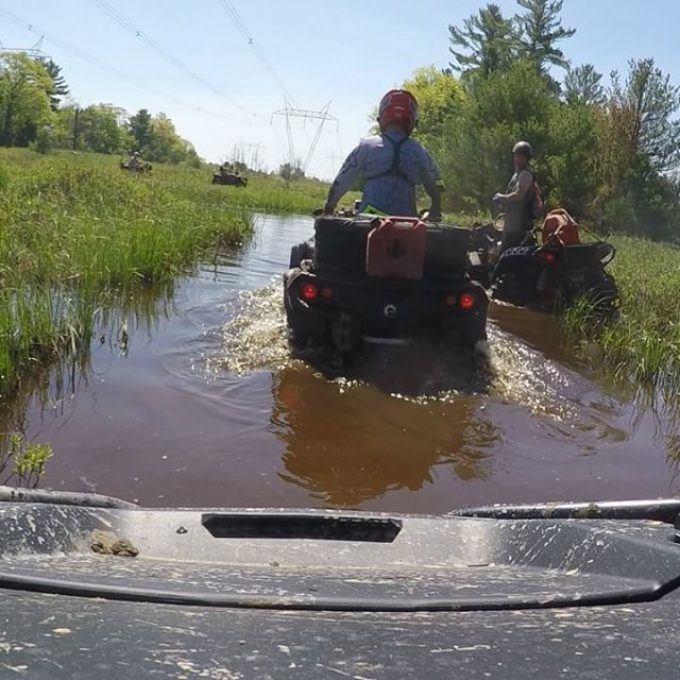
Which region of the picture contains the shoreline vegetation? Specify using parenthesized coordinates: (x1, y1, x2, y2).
(0, 149, 328, 402)
(563, 234, 680, 402)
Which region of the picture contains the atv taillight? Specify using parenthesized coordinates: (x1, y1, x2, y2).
(460, 293, 475, 310)
(301, 282, 318, 301)
(540, 250, 557, 264)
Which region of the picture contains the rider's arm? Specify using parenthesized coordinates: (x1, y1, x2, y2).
(419, 147, 444, 221)
(323, 146, 362, 214)
(499, 170, 532, 203)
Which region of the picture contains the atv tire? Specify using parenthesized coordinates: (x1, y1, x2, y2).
(492, 272, 530, 307)
(283, 287, 327, 349)
(289, 242, 314, 270)
(588, 274, 619, 317)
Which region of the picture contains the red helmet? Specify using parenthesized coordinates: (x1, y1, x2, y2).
(378, 89, 418, 134)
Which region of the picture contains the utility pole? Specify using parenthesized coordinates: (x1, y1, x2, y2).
(72, 107, 80, 151)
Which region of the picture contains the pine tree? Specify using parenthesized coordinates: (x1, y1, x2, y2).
(515, 0, 576, 72)
(448, 3, 517, 77)
(39, 58, 69, 110)
(564, 64, 605, 105)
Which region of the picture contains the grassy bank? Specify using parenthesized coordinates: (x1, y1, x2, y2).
(1, 149, 308, 398)
(564, 234, 680, 398)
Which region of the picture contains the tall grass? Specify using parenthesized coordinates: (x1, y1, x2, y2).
(564, 234, 680, 399)
(0, 148, 292, 398)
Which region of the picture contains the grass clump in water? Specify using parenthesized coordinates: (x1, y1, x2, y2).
(0, 433, 52, 487)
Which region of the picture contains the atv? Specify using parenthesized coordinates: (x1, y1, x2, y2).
(284, 214, 489, 352)
(119, 160, 152, 174)
(469, 209, 618, 313)
(212, 171, 248, 187)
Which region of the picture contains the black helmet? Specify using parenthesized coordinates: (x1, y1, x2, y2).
(512, 141, 533, 158)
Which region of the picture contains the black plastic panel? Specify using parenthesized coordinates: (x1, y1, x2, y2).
(0, 505, 678, 611)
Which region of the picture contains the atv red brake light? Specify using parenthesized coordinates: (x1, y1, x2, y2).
(541, 250, 557, 264)
(460, 293, 475, 310)
(301, 282, 318, 301)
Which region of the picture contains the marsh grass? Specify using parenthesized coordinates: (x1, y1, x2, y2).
(0, 149, 278, 398)
(563, 234, 680, 399)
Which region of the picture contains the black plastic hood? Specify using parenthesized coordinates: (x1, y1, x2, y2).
(0, 500, 678, 612)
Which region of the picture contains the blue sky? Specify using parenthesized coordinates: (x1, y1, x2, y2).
(1, 0, 679, 178)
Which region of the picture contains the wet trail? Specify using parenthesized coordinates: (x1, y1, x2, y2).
(20, 214, 680, 511)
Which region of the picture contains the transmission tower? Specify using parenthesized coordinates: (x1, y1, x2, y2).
(231, 141, 262, 171)
(31, 35, 45, 52)
(1, 33, 49, 59)
(272, 101, 339, 173)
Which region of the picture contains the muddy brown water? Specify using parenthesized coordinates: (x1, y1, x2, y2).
(18, 214, 680, 511)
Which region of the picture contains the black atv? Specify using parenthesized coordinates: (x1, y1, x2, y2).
(284, 215, 489, 352)
(119, 160, 152, 174)
(212, 171, 248, 187)
(468, 217, 618, 314)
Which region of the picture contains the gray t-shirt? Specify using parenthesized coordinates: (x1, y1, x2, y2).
(504, 169, 534, 234)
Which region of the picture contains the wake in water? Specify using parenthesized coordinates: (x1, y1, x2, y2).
(209, 282, 292, 375)
(209, 283, 581, 421)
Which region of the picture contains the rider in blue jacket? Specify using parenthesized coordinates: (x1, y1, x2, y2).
(323, 90, 443, 220)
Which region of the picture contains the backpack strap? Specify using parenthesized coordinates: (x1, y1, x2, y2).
(366, 135, 411, 182)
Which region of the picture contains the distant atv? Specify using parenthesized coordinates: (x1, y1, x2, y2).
(284, 214, 488, 353)
(468, 209, 618, 314)
(120, 160, 152, 174)
(212, 171, 248, 187)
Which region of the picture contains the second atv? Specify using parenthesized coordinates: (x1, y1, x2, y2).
(284, 214, 488, 353)
(469, 209, 618, 313)
(212, 170, 248, 187)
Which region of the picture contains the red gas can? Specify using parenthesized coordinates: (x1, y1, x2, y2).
(542, 209, 581, 246)
(365, 217, 427, 279)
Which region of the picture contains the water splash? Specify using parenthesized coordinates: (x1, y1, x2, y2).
(210, 283, 580, 421)
(209, 282, 292, 375)
(488, 324, 577, 422)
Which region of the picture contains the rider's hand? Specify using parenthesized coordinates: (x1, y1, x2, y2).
(427, 211, 442, 222)
(492, 193, 504, 206)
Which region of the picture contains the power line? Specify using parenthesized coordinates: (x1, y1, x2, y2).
(213, 0, 296, 104)
(89, 0, 258, 119)
(0, 6, 258, 125)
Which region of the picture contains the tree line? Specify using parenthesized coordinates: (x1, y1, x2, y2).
(407, 0, 680, 240)
(0, 51, 201, 165)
